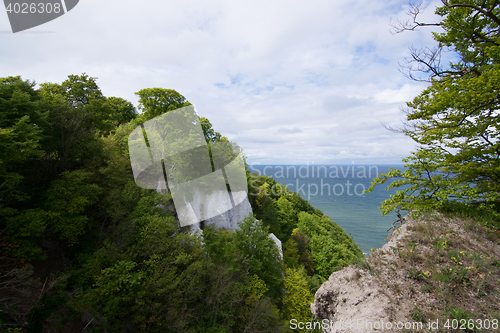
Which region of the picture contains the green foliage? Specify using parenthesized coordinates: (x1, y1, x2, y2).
(202, 225, 240, 268)
(77, 214, 286, 333)
(39, 74, 109, 170)
(244, 274, 268, 300)
(448, 307, 473, 321)
(0, 114, 43, 171)
(4, 209, 47, 260)
(0, 74, 363, 332)
(276, 196, 297, 241)
(261, 197, 283, 239)
(247, 173, 300, 220)
(135, 87, 190, 120)
(233, 216, 285, 300)
(407, 269, 428, 282)
(200, 117, 223, 143)
(105, 96, 138, 127)
(283, 238, 300, 269)
(297, 212, 364, 277)
(93, 260, 144, 313)
(281, 268, 314, 331)
(297, 211, 333, 236)
(367, 0, 500, 220)
(0, 76, 45, 217)
(78, 214, 205, 332)
(305, 273, 325, 293)
(45, 169, 101, 245)
(201, 225, 285, 333)
(0, 76, 46, 129)
(434, 266, 470, 285)
(291, 228, 315, 276)
(309, 235, 361, 278)
(410, 305, 425, 323)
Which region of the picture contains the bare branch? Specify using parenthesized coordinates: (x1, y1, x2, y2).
(391, 0, 441, 34)
(393, 0, 499, 81)
(399, 44, 483, 81)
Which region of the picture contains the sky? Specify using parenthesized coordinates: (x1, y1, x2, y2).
(0, 0, 444, 165)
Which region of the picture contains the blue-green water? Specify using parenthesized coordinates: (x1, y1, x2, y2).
(249, 164, 405, 255)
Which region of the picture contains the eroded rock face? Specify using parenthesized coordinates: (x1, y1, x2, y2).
(311, 212, 500, 333)
(156, 183, 284, 268)
(310, 216, 423, 333)
(311, 266, 394, 333)
(204, 191, 253, 230)
(268, 233, 283, 259)
(156, 179, 252, 231)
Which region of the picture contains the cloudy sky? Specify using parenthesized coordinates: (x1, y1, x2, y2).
(1, 0, 443, 165)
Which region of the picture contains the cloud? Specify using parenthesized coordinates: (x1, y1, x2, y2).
(0, 0, 444, 164)
(276, 127, 303, 134)
(323, 96, 368, 113)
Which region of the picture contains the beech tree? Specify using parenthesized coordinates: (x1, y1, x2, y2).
(40, 74, 136, 170)
(281, 268, 314, 331)
(135, 88, 190, 120)
(0, 77, 44, 216)
(369, 0, 500, 216)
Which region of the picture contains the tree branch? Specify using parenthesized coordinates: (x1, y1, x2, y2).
(442, 0, 500, 26)
(391, 0, 441, 34)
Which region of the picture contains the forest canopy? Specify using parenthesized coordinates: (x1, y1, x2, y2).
(0, 74, 362, 332)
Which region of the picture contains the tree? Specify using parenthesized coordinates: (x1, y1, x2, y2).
(276, 196, 297, 241)
(0, 115, 43, 212)
(0, 77, 46, 261)
(200, 117, 223, 143)
(296, 212, 363, 277)
(135, 88, 190, 120)
(282, 238, 300, 269)
(369, 0, 500, 216)
(261, 197, 282, 239)
(0, 77, 45, 205)
(281, 268, 314, 332)
(291, 228, 315, 276)
(44, 169, 101, 245)
(233, 216, 285, 300)
(104, 96, 138, 129)
(39, 74, 107, 170)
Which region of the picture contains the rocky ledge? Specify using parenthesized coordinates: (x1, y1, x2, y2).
(311, 211, 500, 332)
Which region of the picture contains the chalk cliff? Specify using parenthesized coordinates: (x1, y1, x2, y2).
(311, 212, 500, 332)
(192, 191, 253, 231)
(156, 182, 282, 256)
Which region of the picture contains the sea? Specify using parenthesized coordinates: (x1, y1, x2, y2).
(249, 164, 406, 256)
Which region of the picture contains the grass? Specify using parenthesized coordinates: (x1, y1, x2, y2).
(407, 268, 428, 282)
(363, 208, 500, 332)
(354, 258, 377, 276)
(440, 202, 500, 231)
(411, 305, 425, 323)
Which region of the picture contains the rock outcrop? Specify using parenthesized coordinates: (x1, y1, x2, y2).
(203, 191, 253, 230)
(311, 218, 412, 333)
(311, 212, 500, 332)
(156, 182, 283, 255)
